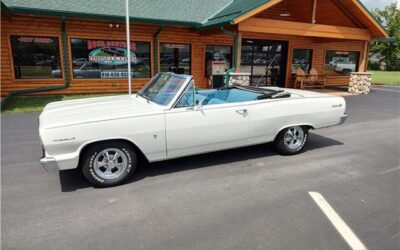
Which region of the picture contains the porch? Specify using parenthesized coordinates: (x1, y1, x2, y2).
(232, 19, 371, 89)
(225, 0, 386, 89)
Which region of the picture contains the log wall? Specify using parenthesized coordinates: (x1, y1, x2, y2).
(1, 14, 233, 96)
(1, 13, 367, 96)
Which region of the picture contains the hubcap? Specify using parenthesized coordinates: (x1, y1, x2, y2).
(93, 148, 128, 180)
(284, 126, 305, 150)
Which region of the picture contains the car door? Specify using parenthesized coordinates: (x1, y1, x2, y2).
(164, 82, 250, 158)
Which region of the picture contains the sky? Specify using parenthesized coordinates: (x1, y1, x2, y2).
(361, 0, 399, 10)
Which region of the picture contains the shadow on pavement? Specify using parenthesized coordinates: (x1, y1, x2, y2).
(59, 133, 343, 192)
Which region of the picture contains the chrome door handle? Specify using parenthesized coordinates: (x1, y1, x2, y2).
(236, 109, 248, 116)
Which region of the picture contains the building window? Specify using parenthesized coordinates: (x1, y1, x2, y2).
(292, 49, 312, 73)
(205, 45, 232, 76)
(70, 38, 150, 79)
(10, 36, 62, 79)
(159, 43, 191, 74)
(324, 50, 360, 76)
(240, 39, 288, 87)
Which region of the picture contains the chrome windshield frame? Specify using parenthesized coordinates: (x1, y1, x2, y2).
(137, 72, 193, 109)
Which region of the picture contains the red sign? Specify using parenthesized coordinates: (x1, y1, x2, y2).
(87, 40, 137, 51)
(18, 37, 53, 43)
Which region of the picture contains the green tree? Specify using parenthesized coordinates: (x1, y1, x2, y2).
(370, 3, 400, 71)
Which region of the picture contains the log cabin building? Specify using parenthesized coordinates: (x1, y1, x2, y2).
(0, 0, 388, 98)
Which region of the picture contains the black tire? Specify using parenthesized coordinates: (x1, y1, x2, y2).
(274, 126, 309, 155)
(81, 141, 137, 187)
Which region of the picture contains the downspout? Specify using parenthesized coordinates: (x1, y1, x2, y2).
(153, 25, 163, 74)
(221, 26, 238, 87)
(1, 16, 71, 110)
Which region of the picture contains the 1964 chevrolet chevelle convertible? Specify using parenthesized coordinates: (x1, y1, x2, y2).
(39, 72, 347, 187)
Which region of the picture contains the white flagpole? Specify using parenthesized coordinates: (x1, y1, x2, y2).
(125, 0, 132, 95)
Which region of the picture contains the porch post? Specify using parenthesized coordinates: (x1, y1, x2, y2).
(236, 31, 242, 71)
(359, 41, 370, 72)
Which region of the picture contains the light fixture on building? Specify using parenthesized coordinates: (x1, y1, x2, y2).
(109, 22, 120, 28)
(280, 0, 291, 17)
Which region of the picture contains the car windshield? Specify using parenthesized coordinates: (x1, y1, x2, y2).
(138, 73, 188, 105)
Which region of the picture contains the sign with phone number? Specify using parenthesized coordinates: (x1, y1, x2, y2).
(100, 72, 134, 78)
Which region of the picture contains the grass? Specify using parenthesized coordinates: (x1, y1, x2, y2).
(1, 94, 117, 113)
(368, 71, 400, 85)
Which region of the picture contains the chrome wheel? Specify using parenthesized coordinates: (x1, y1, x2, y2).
(93, 148, 128, 180)
(283, 126, 305, 150)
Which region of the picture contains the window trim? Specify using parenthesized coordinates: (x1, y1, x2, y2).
(158, 42, 192, 75)
(9, 34, 65, 81)
(69, 36, 152, 80)
(204, 44, 234, 77)
(323, 49, 362, 76)
(173, 80, 196, 109)
(291, 48, 313, 74)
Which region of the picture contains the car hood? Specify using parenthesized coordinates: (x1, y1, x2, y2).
(39, 95, 163, 129)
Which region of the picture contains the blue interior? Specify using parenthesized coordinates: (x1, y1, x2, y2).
(195, 89, 262, 105)
(149, 88, 263, 107)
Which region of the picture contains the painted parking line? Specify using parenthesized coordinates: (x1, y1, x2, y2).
(309, 192, 367, 250)
(379, 166, 400, 175)
(371, 87, 400, 93)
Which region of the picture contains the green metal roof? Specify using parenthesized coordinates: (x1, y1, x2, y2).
(0, 0, 387, 36)
(202, 0, 272, 28)
(1, 0, 232, 26)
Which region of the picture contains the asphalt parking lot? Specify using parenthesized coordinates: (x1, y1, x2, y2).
(1, 86, 399, 250)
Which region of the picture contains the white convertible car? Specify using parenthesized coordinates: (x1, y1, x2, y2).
(39, 73, 347, 187)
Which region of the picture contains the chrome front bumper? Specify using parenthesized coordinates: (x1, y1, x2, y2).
(40, 157, 59, 172)
(339, 113, 348, 125)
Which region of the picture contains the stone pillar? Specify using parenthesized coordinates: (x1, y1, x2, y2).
(348, 72, 372, 95)
(228, 72, 251, 87)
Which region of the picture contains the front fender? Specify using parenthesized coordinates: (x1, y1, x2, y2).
(40, 114, 166, 170)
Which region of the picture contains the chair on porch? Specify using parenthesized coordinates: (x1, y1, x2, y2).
(294, 68, 306, 89)
(295, 68, 326, 89)
(303, 68, 325, 88)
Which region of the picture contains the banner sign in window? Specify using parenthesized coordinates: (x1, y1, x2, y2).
(70, 38, 150, 79)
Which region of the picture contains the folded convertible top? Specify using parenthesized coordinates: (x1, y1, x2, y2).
(232, 86, 290, 100)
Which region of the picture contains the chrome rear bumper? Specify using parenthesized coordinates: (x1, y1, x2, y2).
(40, 157, 59, 172)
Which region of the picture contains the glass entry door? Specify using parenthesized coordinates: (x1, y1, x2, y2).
(241, 39, 288, 87)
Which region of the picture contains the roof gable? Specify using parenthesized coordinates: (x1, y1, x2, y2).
(254, 0, 361, 28)
(205, 0, 387, 38)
